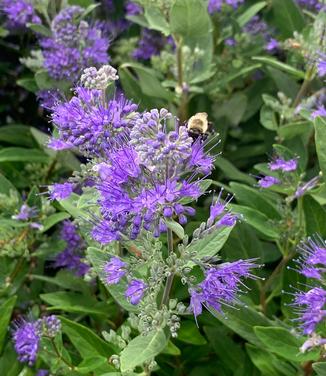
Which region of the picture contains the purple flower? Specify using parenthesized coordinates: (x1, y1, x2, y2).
(51, 88, 138, 155)
(225, 38, 236, 46)
(132, 29, 167, 60)
(2, 0, 41, 30)
(49, 183, 74, 200)
(295, 175, 320, 198)
(42, 315, 61, 337)
(12, 319, 41, 365)
(258, 176, 280, 188)
(312, 105, 326, 119)
(125, 279, 147, 305)
(190, 259, 259, 317)
(296, 237, 326, 280)
(300, 335, 326, 353)
(125, 1, 143, 16)
(55, 221, 89, 277)
(12, 204, 37, 221)
(292, 287, 326, 335)
(104, 257, 127, 284)
(36, 370, 49, 376)
(41, 6, 109, 82)
(269, 157, 298, 172)
(266, 38, 279, 53)
(47, 138, 73, 150)
(37, 89, 62, 110)
(295, 0, 324, 11)
(208, 0, 244, 13)
(317, 54, 326, 77)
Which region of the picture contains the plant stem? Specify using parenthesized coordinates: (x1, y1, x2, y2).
(160, 228, 175, 308)
(175, 36, 188, 122)
(50, 338, 75, 370)
(260, 253, 294, 314)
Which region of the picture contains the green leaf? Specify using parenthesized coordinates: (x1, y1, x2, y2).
(279, 121, 312, 140)
(246, 344, 295, 376)
(314, 116, 326, 184)
(0, 296, 17, 353)
(81, 3, 100, 19)
(260, 105, 278, 131)
(16, 78, 38, 93)
(252, 57, 305, 79)
(215, 158, 255, 185)
(120, 63, 174, 101)
(313, 362, 326, 376)
(120, 329, 167, 372)
(231, 204, 280, 239)
(0, 172, 19, 197)
(237, 2, 267, 27)
(271, 0, 305, 38)
(188, 225, 235, 260)
(35, 70, 70, 92)
(59, 316, 115, 358)
(144, 6, 170, 35)
(204, 326, 245, 372)
(230, 182, 281, 220)
(303, 196, 326, 237)
(170, 0, 213, 78)
(26, 23, 51, 36)
(161, 340, 181, 356)
(0, 147, 50, 163)
(216, 306, 273, 347)
(0, 125, 36, 147)
(87, 247, 139, 312)
(40, 292, 111, 316)
(59, 193, 86, 219)
(254, 326, 320, 362)
(41, 212, 71, 233)
(178, 320, 207, 345)
(165, 219, 185, 239)
(76, 356, 107, 374)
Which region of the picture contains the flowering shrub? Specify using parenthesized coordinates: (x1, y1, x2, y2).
(0, 0, 325, 375)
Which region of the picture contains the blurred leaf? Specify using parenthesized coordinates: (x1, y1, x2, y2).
(313, 362, 326, 375)
(26, 23, 51, 36)
(279, 121, 312, 140)
(230, 182, 281, 220)
(0, 296, 17, 353)
(0, 125, 36, 147)
(60, 316, 115, 358)
(76, 356, 107, 374)
(260, 105, 278, 131)
(0, 172, 19, 197)
(120, 329, 167, 372)
(144, 6, 170, 35)
(41, 291, 111, 316)
(178, 320, 207, 345)
(170, 0, 213, 78)
(0, 147, 50, 163)
(303, 196, 326, 237)
(41, 212, 71, 232)
(252, 57, 305, 79)
(237, 2, 267, 27)
(314, 116, 326, 184)
(254, 326, 319, 362)
(271, 0, 305, 38)
(162, 341, 181, 356)
(16, 78, 38, 93)
(215, 157, 255, 185)
(231, 204, 280, 239)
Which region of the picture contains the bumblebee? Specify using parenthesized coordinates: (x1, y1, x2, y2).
(187, 112, 213, 141)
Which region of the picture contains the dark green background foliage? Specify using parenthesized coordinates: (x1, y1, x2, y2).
(0, 0, 325, 375)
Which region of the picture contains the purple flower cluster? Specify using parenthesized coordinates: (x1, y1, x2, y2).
(296, 0, 324, 11)
(92, 109, 214, 243)
(49, 182, 74, 200)
(132, 29, 170, 60)
(1, 0, 41, 29)
(208, 0, 244, 13)
(12, 316, 61, 365)
(37, 89, 62, 110)
(290, 236, 326, 351)
(55, 220, 89, 277)
(312, 105, 326, 119)
(258, 155, 298, 188)
(125, 1, 143, 16)
(317, 53, 326, 77)
(190, 259, 258, 317)
(40, 6, 109, 82)
(51, 87, 139, 155)
(103, 257, 147, 305)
